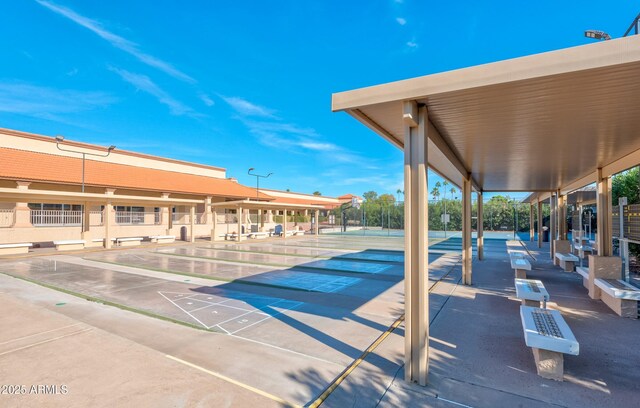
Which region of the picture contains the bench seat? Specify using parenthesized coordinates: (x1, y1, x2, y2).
(150, 235, 175, 244)
(594, 279, 640, 318)
(0, 243, 33, 255)
(575, 266, 590, 290)
(248, 232, 271, 239)
(520, 306, 579, 381)
(511, 257, 532, 279)
(555, 253, 579, 272)
(574, 244, 594, 259)
(53, 240, 86, 251)
(515, 278, 549, 307)
(116, 237, 143, 247)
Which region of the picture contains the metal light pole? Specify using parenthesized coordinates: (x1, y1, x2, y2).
(55, 136, 115, 234)
(585, 12, 640, 41)
(247, 168, 273, 201)
(56, 136, 115, 194)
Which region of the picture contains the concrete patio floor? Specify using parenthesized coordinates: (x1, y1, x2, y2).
(0, 235, 637, 407)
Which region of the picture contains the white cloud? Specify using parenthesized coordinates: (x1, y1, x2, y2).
(109, 66, 195, 116)
(406, 40, 418, 49)
(221, 96, 276, 118)
(0, 81, 116, 118)
(36, 0, 195, 83)
(198, 93, 215, 107)
(396, 17, 406, 25)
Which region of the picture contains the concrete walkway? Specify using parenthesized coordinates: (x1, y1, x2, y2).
(324, 240, 639, 407)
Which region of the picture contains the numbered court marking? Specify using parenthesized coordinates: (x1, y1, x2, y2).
(159, 291, 303, 334)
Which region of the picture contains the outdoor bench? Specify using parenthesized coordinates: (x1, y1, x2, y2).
(555, 253, 579, 272)
(0, 243, 32, 255)
(515, 278, 549, 308)
(511, 257, 532, 279)
(594, 278, 640, 318)
(53, 240, 85, 251)
(520, 305, 579, 381)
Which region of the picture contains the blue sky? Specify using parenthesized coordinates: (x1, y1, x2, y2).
(0, 1, 636, 200)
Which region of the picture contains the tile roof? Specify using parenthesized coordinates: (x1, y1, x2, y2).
(0, 148, 272, 200)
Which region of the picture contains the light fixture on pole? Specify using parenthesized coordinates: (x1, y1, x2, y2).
(247, 168, 272, 201)
(55, 135, 115, 234)
(584, 29, 611, 40)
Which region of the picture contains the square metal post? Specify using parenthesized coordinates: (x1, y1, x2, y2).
(529, 204, 534, 242)
(537, 199, 543, 248)
(403, 101, 429, 386)
(462, 177, 472, 284)
(596, 168, 613, 256)
(477, 192, 484, 260)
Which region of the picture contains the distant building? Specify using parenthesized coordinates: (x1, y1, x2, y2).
(0, 128, 353, 247)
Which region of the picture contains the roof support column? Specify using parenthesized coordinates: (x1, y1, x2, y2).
(236, 207, 243, 242)
(537, 200, 543, 248)
(558, 191, 567, 240)
(550, 193, 556, 259)
(211, 208, 218, 241)
(283, 209, 288, 239)
(477, 192, 484, 261)
(190, 206, 196, 243)
(104, 202, 112, 249)
(462, 176, 472, 284)
(596, 168, 613, 256)
(403, 101, 429, 386)
(529, 204, 534, 242)
(81, 201, 91, 241)
(314, 210, 320, 235)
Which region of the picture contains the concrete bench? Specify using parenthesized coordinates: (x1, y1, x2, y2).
(594, 279, 640, 318)
(223, 233, 250, 240)
(511, 257, 532, 279)
(576, 266, 589, 289)
(520, 306, 579, 381)
(0, 243, 33, 255)
(116, 237, 143, 247)
(574, 244, 594, 259)
(509, 251, 526, 259)
(248, 232, 271, 239)
(53, 240, 86, 251)
(555, 253, 579, 272)
(150, 235, 175, 244)
(515, 278, 549, 308)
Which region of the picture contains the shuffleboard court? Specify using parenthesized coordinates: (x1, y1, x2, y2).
(0, 256, 405, 365)
(197, 243, 406, 263)
(84, 251, 389, 295)
(155, 247, 397, 275)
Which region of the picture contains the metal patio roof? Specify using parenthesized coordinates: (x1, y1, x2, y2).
(332, 35, 640, 193)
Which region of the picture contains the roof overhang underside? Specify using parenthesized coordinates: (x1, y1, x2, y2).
(211, 200, 324, 211)
(332, 35, 640, 193)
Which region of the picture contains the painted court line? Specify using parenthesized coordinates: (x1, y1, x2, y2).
(0, 322, 84, 346)
(228, 301, 304, 335)
(178, 294, 253, 312)
(165, 354, 300, 407)
(207, 299, 287, 330)
(158, 292, 210, 329)
(0, 328, 92, 357)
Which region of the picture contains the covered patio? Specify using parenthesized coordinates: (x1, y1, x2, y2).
(332, 34, 640, 385)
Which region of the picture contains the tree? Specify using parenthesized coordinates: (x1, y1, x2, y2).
(612, 167, 640, 205)
(450, 187, 457, 198)
(442, 180, 449, 200)
(363, 191, 378, 202)
(379, 194, 395, 204)
(313, 191, 322, 196)
(396, 189, 404, 202)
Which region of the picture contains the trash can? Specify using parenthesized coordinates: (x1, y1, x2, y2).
(180, 226, 187, 241)
(542, 226, 549, 242)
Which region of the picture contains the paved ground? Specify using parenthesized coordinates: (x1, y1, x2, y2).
(1, 234, 637, 407)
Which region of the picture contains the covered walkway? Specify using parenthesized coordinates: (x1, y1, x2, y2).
(333, 34, 640, 385)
